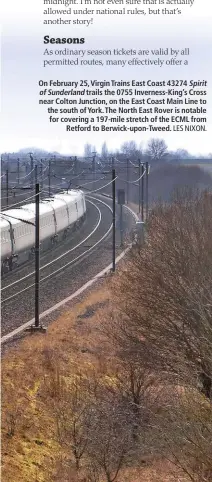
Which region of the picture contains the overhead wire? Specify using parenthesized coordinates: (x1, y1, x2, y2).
(1, 212, 35, 225)
(18, 166, 35, 180)
(77, 175, 106, 187)
(1, 190, 34, 201)
(129, 159, 139, 168)
(52, 170, 84, 181)
(1, 199, 101, 292)
(117, 168, 146, 184)
(1, 163, 50, 201)
(64, 165, 75, 175)
(84, 176, 118, 194)
(1, 173, 49, 199)
(1, 186, 48, 211)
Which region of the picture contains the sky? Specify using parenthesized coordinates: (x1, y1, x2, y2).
(1, 0, 212, 156)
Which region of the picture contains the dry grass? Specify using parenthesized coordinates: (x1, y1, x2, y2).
(2, 287, 110, 482)
(2, 283, 189, 482)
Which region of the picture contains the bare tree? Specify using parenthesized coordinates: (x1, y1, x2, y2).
(108, 189, 212, 395)
(121, 140, 136, 154)
(106, 189, 212, 480)
(101, 142, 109, 160)
(87, 391, 134, 482)
(120, 141, 140, 159)
(112, 360, 156, 441)
(84, 143, 93, 159)
(155, 387, 212, 482)
(53, 373, 94, 470)
(146, 138, 168, 161)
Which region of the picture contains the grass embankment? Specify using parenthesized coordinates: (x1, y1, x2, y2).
(2, 287, 109, 482)
(2, 283, 188, 482)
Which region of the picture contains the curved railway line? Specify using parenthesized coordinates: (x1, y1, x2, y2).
(1, 195, 135, 339)
(1, 198, 104, 301)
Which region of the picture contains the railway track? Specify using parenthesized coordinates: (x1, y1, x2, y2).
(1, 198, 103, 299)
(1, 196, 127, 337)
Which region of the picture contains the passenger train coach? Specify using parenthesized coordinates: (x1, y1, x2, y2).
(0, 189, 86, 274)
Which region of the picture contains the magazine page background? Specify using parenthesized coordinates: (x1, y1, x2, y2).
(1, 0, 211, 155)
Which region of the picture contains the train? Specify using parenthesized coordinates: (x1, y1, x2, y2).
(0, 189, 86, 274)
